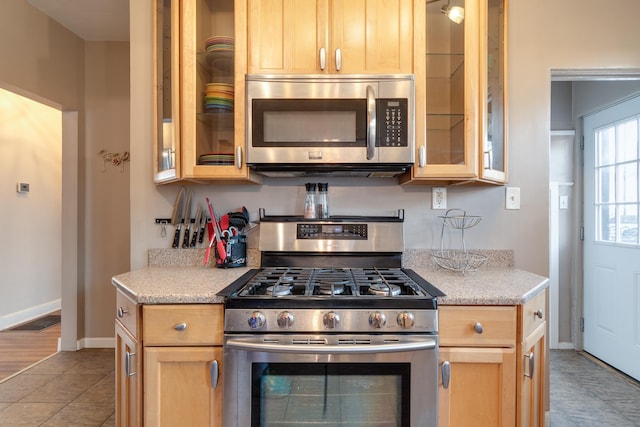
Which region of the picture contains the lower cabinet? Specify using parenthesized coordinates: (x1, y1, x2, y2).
(144, 347, 223, 426)
(114, 291, 224, 427)
(116, 321, 142, 427)
(438, 347, 516, 426)
(438, 290, 548, 427)
(517, 290, 548, 427)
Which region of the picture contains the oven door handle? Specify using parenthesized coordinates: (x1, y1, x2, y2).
(225, 338, 436, 354)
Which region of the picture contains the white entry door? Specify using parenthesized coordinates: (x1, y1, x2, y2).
(583, 95, 640, 381)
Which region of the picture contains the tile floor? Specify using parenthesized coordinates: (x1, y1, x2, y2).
(550, 350, 640, 426)
(0, 348, 638, 426)
(0, 349, 114, 426)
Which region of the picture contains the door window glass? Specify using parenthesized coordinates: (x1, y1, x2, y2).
(594, 116, 640, 245)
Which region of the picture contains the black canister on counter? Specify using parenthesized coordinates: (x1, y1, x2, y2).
(215, 234, 247, 268)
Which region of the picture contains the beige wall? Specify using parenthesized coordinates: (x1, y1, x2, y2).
(0, 2, 130, 345)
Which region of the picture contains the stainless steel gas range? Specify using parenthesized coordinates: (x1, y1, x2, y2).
(218, 210, 444, 427)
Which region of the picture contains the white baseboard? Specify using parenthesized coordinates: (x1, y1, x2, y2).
(77, 337, 116, 349)
(557, 342, 575, 350)
(0, 299, 61, 330)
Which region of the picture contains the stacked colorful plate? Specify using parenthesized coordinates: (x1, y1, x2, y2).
(204, 83, 234, 113)
(205, 36, 234, 53)
(198, 153, 235, 165)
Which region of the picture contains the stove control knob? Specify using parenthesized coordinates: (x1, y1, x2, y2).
(323, 311, 341, 329)
(369, 311, 387, 329)
(248, 311, 266, 330)
(277, 311, 295, 329)
(397, 311, 415, 329)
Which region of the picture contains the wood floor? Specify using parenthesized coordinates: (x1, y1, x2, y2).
(0, 319, 60, 382)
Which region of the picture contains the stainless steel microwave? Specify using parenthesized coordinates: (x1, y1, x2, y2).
(246, 74, 415, 177)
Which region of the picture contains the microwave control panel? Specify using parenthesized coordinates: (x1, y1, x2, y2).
(377, 99, 408, 147)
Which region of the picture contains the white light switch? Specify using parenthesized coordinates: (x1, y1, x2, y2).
(506, 187, 520, 210)
(560, 195, 569, 209)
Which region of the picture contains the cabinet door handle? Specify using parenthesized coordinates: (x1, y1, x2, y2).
(418, 145, 426, 168)
(174, 322, 187, 331)
(125, 351, 136, 377)
(524, 352, 535, 378)
(534, 309, 543, 319)
(441, 360, 451, 389)
(117, 307, 128, 318)
(319, 48, 326, 70)
(210, 360, 219, 389)
(235, 146, 242, 169)
(335, 48, 342, 71)
(474, 322, 483, 334)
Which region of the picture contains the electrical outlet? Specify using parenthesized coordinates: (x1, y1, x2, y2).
(16, 182, 30, 193)
(432, 187, 447, 210)
(506, 187, 520, 210)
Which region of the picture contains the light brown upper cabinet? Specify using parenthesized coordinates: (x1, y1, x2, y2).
(401, 0, 507, 184)
(153, 0, 261, 184)
(247, 0, 416, 74)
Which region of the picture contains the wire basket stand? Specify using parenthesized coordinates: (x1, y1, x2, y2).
(432, 208, 487, 274)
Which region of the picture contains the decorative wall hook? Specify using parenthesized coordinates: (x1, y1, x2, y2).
(98, 149, 130, 172)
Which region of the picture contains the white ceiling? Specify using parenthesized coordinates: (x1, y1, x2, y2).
(27, 0, 129, 42)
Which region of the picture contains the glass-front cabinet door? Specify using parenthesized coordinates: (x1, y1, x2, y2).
(153, 0, 260, 184)
(153, 0, 181, 183)
(481, 0, 507, 182)
(407, 0, 507, 184)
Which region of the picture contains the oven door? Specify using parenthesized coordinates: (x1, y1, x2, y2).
(223, 334, 438, 427)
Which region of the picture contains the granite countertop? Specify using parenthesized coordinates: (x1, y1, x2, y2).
(112, 265, 548, 306)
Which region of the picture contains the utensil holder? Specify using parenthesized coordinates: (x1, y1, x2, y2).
(215, 234, 247, 268)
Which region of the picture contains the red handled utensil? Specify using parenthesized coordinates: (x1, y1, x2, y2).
(204, 197, 226, 265)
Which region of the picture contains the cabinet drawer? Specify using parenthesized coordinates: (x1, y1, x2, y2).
(520, 290, 547, 340)
(439, 306, 517, 347)
(143, 304, 224, 346)
(116, 291, 140, 338)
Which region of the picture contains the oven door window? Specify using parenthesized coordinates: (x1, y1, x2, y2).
(252, 99, 367, 147)
(251, 363, 410, 426)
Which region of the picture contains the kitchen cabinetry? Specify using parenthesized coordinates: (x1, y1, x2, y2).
(115, 292, 142, 427)
(439, 290, 547, 426)
(114, 294, 224, 426)
(438, 306, 517, 426)
(143, 304, 224, 426)
(247, 0, 416, 74)
(153, 0, 261, 184)
(402, 0, 507, 184)
(517, 290, 547, 427)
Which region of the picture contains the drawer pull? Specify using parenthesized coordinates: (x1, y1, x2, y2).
(534, 309, 543, 319)
(524, 352, 535, 378)
(474, 322, 484, 334)
(174, 322, 187, 331)
(210, 360, 219, 389)
(441, 361, 451, 389)
(117, 307, 128, 318)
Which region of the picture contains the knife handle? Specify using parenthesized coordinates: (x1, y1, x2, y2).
(172, 226, 181, 248)
(182, 226, 190, 248)
(198, 223, 206, 244)
(190, 225, 199, 247)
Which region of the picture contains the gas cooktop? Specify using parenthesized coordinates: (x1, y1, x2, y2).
(218, 267, 444, 310)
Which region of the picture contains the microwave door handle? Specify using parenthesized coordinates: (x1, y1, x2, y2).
(366, 85, 376, 160)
